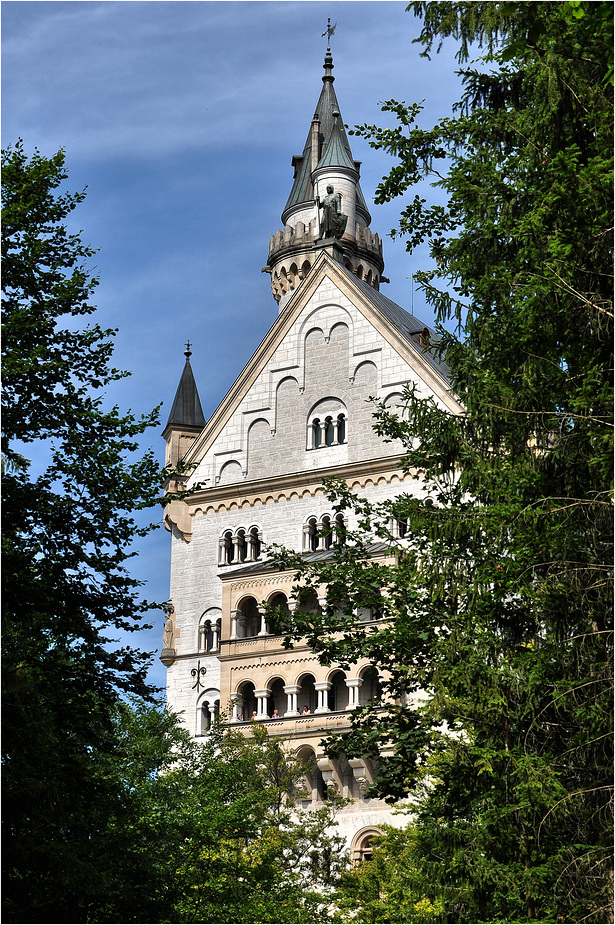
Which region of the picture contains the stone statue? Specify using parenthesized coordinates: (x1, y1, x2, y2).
(317, 185, 348, 240)
(162, 602, 175, 650)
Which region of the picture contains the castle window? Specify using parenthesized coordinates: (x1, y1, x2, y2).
(325, 416, 334, 446)
(337, 413, 346, 444)
(234, 529, 247, 563)
(199, 617, 221, 652)
(219, 526, 263, 566)
(312, 418, 322, 448)
(308, 401, 347, 450)
(303, 513, 346, 552)
(197, 695, 220, 736)
(303, 516, 318, 552)
(218, 530, 233, 565)
(359, 666, 383, 706)
(248, 526, 262, 560)
(351, 828, 383, 865)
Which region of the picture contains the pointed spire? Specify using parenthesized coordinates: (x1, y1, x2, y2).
(282, 44, 369, 224)
(165, 343, 206, 430)
(315, 110, 356, 171)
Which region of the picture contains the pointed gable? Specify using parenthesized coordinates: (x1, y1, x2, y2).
(183, 253, 459, 490)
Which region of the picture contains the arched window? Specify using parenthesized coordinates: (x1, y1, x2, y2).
(237, 681, 257, 722)
(295, 745, 323, 803)
(219, 527, 263, 566)
(267, 677, 287, 718)
(359, 666, 383, 706)
(308, 400, 348, 450)
(235, 529, 247, 563)
(303, 516, 318, 552)
(327, 670, 347, 712)
(312, 418, 322, 448)
(351, 828, 383, 865)
(199, 615, 221, 652)
(324, 416, 335, 446)
(239, 597, 260, 638)
(334, 512, 346, 546)
(219, 530, 233, 565)
(303, 513, 346, 552)
(196, 692, 220, 736)
(248, 526, 261, 560)
(297, 673, 317, 714)
(267, 592, 290, 636)
(320, 514, 332, 549)
(337, 413, 346, 444)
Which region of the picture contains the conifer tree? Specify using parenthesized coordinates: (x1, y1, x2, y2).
(272, 4, 613, 921)
(2, 142, 162, 922)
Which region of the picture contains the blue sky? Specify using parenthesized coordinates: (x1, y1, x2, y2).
(2, 1, 463, 692)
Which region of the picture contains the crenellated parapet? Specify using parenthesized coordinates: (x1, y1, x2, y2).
(264, 219, 385, 306)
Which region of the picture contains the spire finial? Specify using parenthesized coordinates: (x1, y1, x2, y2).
(184, 339, 192, 359)
(322, 18, 336, 80)
(322, 17, 336, 51)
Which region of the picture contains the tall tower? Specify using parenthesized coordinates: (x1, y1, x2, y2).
(163, 39, 460, 860)
(264, 41, 385, 311)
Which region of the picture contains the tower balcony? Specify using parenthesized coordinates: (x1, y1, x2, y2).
(264, 220, 385, 306)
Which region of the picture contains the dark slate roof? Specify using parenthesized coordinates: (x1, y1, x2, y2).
(339, 266, 451, 382)
(315, 115, 356, 171)
(282, 53, 370, 222)
(165, 354, 206, 429)
(219, 543, 390, 579)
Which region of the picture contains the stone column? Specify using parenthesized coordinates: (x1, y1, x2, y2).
(314, 681, 332, 714)
(284, 684, 300, 716)
(230, 609, 240, 641)
(287, 600, 298, 629)
(232, 535, 242, 563)
(302, 523, 312, 551)
(218, 536, 229, 565)
(257, 604, 268, 637)
(211, 621, 219, 652)
(254, 689, 270, 719)
(345, 678, 362, 709)
(230, 693, 243, 723)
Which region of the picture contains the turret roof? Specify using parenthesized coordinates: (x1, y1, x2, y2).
(282, 50, 370, 220)
(315, 112, 357, 172)
(165, 347, 206, 429)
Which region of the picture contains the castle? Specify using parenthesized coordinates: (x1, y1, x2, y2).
(162, 40, 460, 857)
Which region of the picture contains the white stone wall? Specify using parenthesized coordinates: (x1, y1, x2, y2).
(167, 475, 424, 731)
(165, 270, 450, 852)
(189, 276, 442, 490)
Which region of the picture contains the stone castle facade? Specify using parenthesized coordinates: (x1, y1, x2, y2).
(162, 43, 460, 857)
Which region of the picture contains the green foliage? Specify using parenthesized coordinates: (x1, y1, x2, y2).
(276, 4, 613, 923)
(0, 142, 346, 925)
(83, 703, 346, 924)
(1, 142, 163, 923)
(334, 825, 446, 924)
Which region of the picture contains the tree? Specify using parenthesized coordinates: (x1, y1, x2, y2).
(271, 4, 613, 922)
(333, 825, 445, 924)
(79, 702, 346, 924)
(1, 142, 162, 922)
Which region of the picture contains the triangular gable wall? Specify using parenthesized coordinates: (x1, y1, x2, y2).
(186, 252, 460, 490)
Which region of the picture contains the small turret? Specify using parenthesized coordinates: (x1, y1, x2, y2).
(162, 343, 206, 469)
(264, 39, 385, 311)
